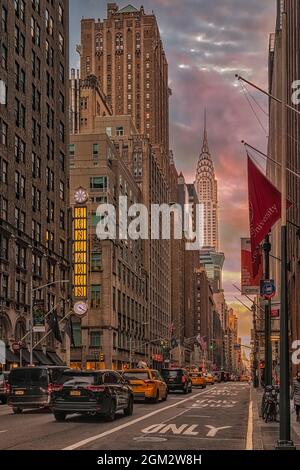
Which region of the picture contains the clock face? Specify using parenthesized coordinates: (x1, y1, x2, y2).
(73, 301, 88, 317)
(74, 188, 88, 204)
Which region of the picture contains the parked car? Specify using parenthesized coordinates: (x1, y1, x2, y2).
(8, 366, 68, 414)
(161, 368, 192, 394)
(190, 372, 206, 389)
(0, 371, 10, 404)
(204, 373, 215, 385)
(51, 370, 134, 422)
(121, 369, 168, 403)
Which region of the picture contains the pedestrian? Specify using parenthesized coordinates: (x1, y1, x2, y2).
(291, 371, 300, 422)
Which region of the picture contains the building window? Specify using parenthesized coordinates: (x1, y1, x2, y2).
(0, 235, 8, 261)
(0, 274, 8, 298)
(1, 159, 8, 184)
(32, 0, 40, 14)
(59, 181, 65, 200)
(59, 121, 65, 142)
(59, 152, 65, 172)
(32, 152, 41, 178)
(59, 210, 65, 229)
(15, 207, 26, 231)
(90, 331, 101, 348)
(69, 144, 75, 156)
(59, 92, 65, 113)
(1, 197, 8, 221)
(91, 285, 101, 309)
(32, 253, 42, 277)
(58, 33, 64, 55)
(93, 143, 99, 156)
(1, 6, 7, 32)
(15, 26, 25, 57)
(58, 5, 64, 25)
(15, 99, 25, 128)
(116, 126, 124, 136)
(91, 253, 102, 271)
(59, 239, 65, 258)
(16, 245, 26, 269)
(0, 120, 8, 146)
(31, 17, 40, 46)
(1, 44, 7, 70)
(90, 176, 108, 191)
(59, 63, 65, 83)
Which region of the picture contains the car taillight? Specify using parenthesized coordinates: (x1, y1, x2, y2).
(5, 382, 11, 394)
(87, 385, 105, 392)
(48, 384, 63, 393)
(182, 376, 187, 383)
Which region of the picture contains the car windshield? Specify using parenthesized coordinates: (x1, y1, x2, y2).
(56, 373, 102, 386)
(123, 371, 150, 381)
(161, 370, 181, 378)
(9, 369, 48, 386)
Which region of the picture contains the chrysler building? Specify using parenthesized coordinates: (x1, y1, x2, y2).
(195, 111, 219, 251)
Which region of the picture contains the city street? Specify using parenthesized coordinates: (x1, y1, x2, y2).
(0, 383, 251, 451)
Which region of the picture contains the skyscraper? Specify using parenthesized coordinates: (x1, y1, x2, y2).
(80, 3, 170, 175)
(0, 0, 70, 366)
(195, 111, 219, 251)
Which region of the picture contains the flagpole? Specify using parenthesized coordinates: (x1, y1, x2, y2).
(276, 10, 295, 450)
(33, 311, 73, 351)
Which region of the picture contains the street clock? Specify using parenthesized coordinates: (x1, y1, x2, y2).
(74, 187, 89, 204)
(73, 301, 88, 317)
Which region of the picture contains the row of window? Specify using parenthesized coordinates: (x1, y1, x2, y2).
(0, 231, 66, 266)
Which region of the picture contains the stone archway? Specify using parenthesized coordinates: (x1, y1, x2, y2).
(0, 313, 13, 343)
(15, 319, 26, 342)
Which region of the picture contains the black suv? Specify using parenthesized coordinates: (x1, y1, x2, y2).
(8, 366, 68, 413)
(51, 370, 134, 422)
(161, 368, 192, 394)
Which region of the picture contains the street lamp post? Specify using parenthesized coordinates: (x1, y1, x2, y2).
(29, 280, 70, 366)
(276, 11, 295, 450)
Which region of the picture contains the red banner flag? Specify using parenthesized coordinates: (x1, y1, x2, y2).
(241, 238, 263, 293)
(248, 156, 286, 253)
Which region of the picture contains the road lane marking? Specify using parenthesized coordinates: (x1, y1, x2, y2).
(205, 425, 232, 437)
(246, 396, 253, 450)
(0, 431, 8, 433)
(63, 388, 216, 450)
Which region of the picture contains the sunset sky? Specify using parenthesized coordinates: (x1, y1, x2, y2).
(70, 0, 277, 343)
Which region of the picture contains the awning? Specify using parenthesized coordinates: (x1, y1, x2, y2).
(33, 350, 53, 366)
(19, 349, 38, 365)
(5, 348, 20, 363)
(47, 352, 66, 366)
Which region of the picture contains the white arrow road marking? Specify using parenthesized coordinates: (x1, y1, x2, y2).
(205, 425, 232, 437)
(0, 431, 8, 434)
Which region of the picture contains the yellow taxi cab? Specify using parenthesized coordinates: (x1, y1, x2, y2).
(240, 375, 250, 382)
(189, 372, 206, 389)
(121, 369, 168, 403)
(204, 373, 215, 385)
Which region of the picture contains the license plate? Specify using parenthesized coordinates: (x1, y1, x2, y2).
(15, 390, 24, 396)
(70, 390, 81, 397)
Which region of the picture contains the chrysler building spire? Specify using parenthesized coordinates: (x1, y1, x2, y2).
(195, 110, 219, 251)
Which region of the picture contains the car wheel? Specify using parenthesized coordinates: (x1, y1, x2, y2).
(124, 397, 133, 416)
(1, 397, 7, 404)
(153, 390, 160, 403)
(13, 407, 22, 414)
(162, 390, 168, 402)
(188, 384, 192, 393)
(106, 400, 117, 422)
(183, 385, 188, 394)
(54, 411, 66, 422)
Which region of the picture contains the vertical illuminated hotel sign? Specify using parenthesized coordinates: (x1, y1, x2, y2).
(73, 188, 89, 300)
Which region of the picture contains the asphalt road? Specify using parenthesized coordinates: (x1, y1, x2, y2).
(0, 382, 251, 450)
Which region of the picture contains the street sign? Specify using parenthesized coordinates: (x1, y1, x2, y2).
(260, 279, 276, 299)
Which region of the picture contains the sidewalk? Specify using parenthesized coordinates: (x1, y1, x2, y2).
(252, 387, 300, 450)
